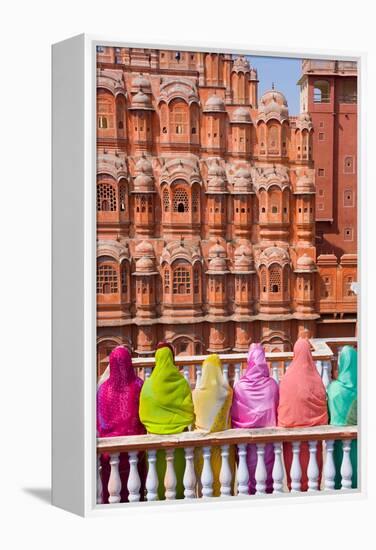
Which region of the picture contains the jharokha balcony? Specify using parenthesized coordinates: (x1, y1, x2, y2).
(96, 337, 358, 505)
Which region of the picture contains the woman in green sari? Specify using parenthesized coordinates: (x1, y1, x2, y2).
(139, 342, 194, 499)
(327, 345, 358, 489)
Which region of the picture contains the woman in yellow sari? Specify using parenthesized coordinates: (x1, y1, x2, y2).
(192, 354, 234, 496)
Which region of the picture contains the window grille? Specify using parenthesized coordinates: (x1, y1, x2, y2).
(97, 264, 118, 294)
(269, 266, 281, 293)
(173, 188, 189, 212)
(121, 265, 128, 294)
(173, 267, 191, 294)
(97, 183, 117, 211)
(163, 188, 170, 212)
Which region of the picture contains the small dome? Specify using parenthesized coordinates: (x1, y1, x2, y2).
(208, 255, 227, 272)
(136, 256, 155, 272)
(297, 253, 316, 271)
(232, 56, 251, 73)
(231, 107, 252, 124)
(135, 240, 154, 257)
(130, 91, 153, 110)
(258, 90, 289, 120)
(133, 174, 154, 193)
(233, 166, 253, 193)
(135, 157, 152, 174)
(203, 95, 226, 113)
(234, 253, 253, 271)
(234, 243, 252, 258)
(295, 174, 314, 194)
(131, 74, 151, 92)
(207, 161, 227, 193)
(209, 241, 227, 258)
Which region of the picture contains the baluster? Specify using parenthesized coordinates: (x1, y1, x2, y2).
(271, 362, 279, 384)
(255, 444, 267, 495)
(195, 365, 202, 389)
(234, 363, 241, 385)
(108, 452, 121, 504)
(183, 365, 190, 382)
(223, 364, 229, 383)
(97, 454, 103, 504)
(183, 447, 196, 499)
(146, 449, 158, 501)
(201, 446, 213, 497)
(127, 451, 141, 502)
(219, 445, 232, 496)
(322, 360, 332, 389)
(272, 442, 284, 493)
(237, 444, 249, 496)
(307, 440, 319, 491)
(341, 439, 353, 490)
(164, 448, 177, 500)
(290, 441, 302, 492)
(315, 360, 323, 377)
(144, 367, 152, 379)
(324, 440, 336, 490)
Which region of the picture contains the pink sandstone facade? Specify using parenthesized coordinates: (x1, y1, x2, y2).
(96, 47, 357, 376)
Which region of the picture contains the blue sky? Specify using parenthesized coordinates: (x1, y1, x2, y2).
(247, 56, 302, 115)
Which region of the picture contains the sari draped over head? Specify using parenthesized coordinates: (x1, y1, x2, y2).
(97, 346, 146, 503)
(139, 345, 194, 499)
(278, 338, 328, 491)
(327, 346, 358, 488)
(193, 354, 234, 496)
(231, 343, 279, 494)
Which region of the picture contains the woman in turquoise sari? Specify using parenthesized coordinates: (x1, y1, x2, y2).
(327, 345, 358, 489)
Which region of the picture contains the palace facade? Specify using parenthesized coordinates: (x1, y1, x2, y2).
(96, 47, 357, 376)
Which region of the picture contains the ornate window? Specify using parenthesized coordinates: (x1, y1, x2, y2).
(173, 267, 191, 294)
(164, 269, 170, 293)
(97, 264, 118, 294)
(194, 268, 200, 294)
(170, 102, 188, 135)
(163, 188, 170, 212)
(97, 183, 117, 211)
(173, 188, 189, 213)
(192, 187, 200, 213)
(119, 184, 126, 212)
(344, 275, 354, 297)
(268, 125, 279, 151)
(322, 275, 332, 298)
(97, 97, 114, 128)
(260, 268, 267, 293)
(269, 265, 281, 293)
(121, 263, 128, 294)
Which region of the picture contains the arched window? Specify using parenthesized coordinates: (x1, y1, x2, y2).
(260, 267, 267, 293)
(119, 183, 126, 212)
(97, 183, 117, 211)
(313, 80, 330, 103)
(269, 265, 281, 293)
(97, 95, 114, 128)
(268, 125, 279, 151)
(121, 262, 128, 294)
(164, 268, 170, 293)
(170, 100, 188, 135)
(194, 267, 200, 294)
(192, 186, 200, 213)
(97, 264, 118, 294)
(173, 188, 189, 213)
(162, 188, 170, 212)
(173, 266, 191, 294)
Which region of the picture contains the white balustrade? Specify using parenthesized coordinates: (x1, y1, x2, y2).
(271, 362, 279, 384)
(219, 445, 232, 497)
(340, 440, 353, 490)
(322, 360, 332, 389)
(234, 363, 241, 385)
(146, 449, 158, 501)
(108, 452, 121, 504)
(324, 440, 336, 491)
(183, 447, 196, 499)
(97, 455, 103, 504)
(237, 444, 249, 495)
(195, 365, 202, 388)
(307, 441, 319, 491)
(127, 451, 141, 502)
(272, 442, 284, 493)
(290, 441, 302, 492)
(255, 444, 267, 495)
(164, 449, 177, 500)
(201, 446, 213, 497)
(183, 365, 190, 382)
(223, 364, 229, 383)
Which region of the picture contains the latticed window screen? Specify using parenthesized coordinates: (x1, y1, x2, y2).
(141, 195, 146, 212)
(260, 268, 267, 293)
(121, 264, 128, 294)
(164, 269, 170, 292)
(97, 264, 118, 294)
(344, 275, 354, 297)
(97, 183, 117, 211)
(194, 268, 200, 294)
(192, 188, 200, 213)
(269, 266, 281, 293)
(97, 101, 114, 128)
(283, 267, 289, 293)
(119, 185, 126, 212)
(173, 267, 191, 294)
(268, 125, 279, 149)
(322, 276, 332, 298)
(163, 188, 170, 212)
(171, 106, 188, 134)
(173, 188, 189, 212)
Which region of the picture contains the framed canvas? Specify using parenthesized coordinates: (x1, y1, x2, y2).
(52, 34, 364, 517)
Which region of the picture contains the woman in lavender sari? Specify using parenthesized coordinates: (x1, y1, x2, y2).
(231, 343, 279, 494)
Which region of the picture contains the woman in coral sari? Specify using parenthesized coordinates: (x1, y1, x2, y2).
(327, 346, 358, 488)
(231, 343, 279, 494)
(139, 342, 194, 500)
(97, 346, 146, 503)
(278, 338, 328, 491)
(193, 354, 234, 496)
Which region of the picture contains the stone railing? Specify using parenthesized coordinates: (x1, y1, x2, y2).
(97, 425, 358, 504)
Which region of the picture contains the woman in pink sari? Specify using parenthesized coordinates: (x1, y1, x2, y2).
(231, 343, 279, 494)
(97, 346, 146, 503)
(278, 337, 328, 492)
